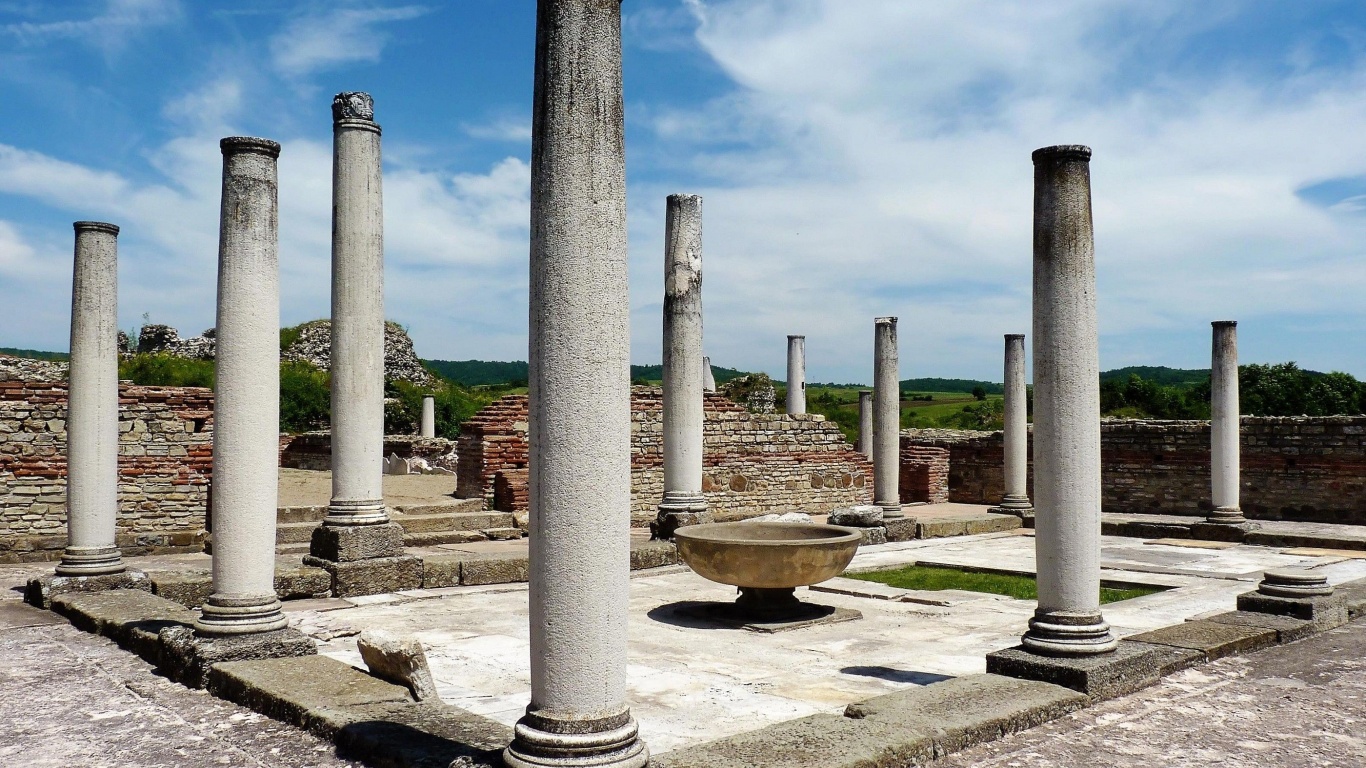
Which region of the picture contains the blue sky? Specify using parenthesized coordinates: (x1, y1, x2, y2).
(1, 1, 1364, 384)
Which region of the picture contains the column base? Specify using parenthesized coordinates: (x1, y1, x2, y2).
(651, 493, 712, 540)
(56, 545, 126, 577)
(1205, 506, 1247, 524)
(195, 593, 288, 636)
(1021, 609, 1118, 656)
(994, 495, 1034, 518)
(161, 624, 316, 689)
(310, 520, 405, 561)
(504, 708, 649, 768)
(322, 498, 391, 527)
(876, 500, 904, 519)
(24, 569, 150, 609)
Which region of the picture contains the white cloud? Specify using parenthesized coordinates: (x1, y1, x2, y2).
(3, 0, 180, 55)
(269, 4, 429, 80)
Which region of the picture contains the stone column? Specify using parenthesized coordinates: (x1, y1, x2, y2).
(196, 137, 287, 636)
(507, 2, 647, 767)
(655, 194, 709, 538)
(702, 356, 717, 392)
(998, 334, 1033, 516)
(421, 396, 436, 438)
(57, 222, 125, 577)
(1022, 145, 1116, 656)
(857, 390, 874, 460)
(786, 335, 806, 415)
(873, 317, 902, 518)
(1208, 321, 1244, 524)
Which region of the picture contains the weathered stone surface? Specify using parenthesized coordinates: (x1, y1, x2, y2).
(307, 700, 511, 768)
(420, 554, 462, 588)
(1335, 578, 1366, 619)
(743, 511, 813, 523)
(1236, 589, 1349, 626)
(148, 569, 214, 607)
(304, 553, 422, 597)
(986, 641, 1199, 701)
(281, 319, 435, 387)
(828, 505, 883, 527)
(842, 673, 1087, 754)
(161, 625, 317, 689)
(1127, 619, 1275, 661)
(208, 654, 409, 725)
(275, 564, 332, 600)
(857, 527, 888, 546)
(358, 629, 439, 701)
(479, 527, 522, 541)
(650, 713, 931, 768)
(49, 588, 195, 647)
(0, 599, 65, 629)
(883, 517, 917, 542)
(309, 521, 405, 562)
(630, 539, 681, 570)
(459, 553, 528, 586)
(24, 569, 151, 609)
(1203, 610, 1317, 643)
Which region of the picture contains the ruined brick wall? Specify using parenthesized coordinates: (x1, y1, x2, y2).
(902, 417, 1366, 524)
(493, 468, 529, 514)
(463, 388, 873, 524)
(279, 431, 457, 471)
(0, 381, 214, 563)
(899, 443, 950, 504)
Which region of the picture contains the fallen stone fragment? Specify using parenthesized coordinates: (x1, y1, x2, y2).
(358, 629, 439, 702)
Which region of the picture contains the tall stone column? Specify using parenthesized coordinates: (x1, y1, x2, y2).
(997, 334, 1033, 516)
(786, 335, 806, 415)
(857, 390, 874, 460)
(197, 137, 288, 636)
(873, 317, 902, 517)
(655, 194, 709, 539)
(1022, 145, 1116, 655)
(1208, 321, 1244, 524)
(702, 356, 717, 392)
(57, 221, 126, 577)
(421, 396, 436, 438)
(507, 2, 647, 767)
(305, 94, 419, 595)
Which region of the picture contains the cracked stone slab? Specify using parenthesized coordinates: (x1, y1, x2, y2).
(1127, 619, 1276, 661)
(986, 640, 1201, 701)
(207, 653, 411, 726)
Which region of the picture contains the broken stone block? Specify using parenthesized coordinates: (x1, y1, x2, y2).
(828, 505, 884, 527)
(357, 629, 439, 702)
(745, 511, 814, 523)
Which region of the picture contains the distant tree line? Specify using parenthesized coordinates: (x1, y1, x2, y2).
(1101, 363, 1364, 418)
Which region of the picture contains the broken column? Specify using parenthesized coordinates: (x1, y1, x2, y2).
(196, 137, 290, 636)
(702, 355, 717, 392)
(57, 222, 127, 578)
(997, 334, 1033, 516)
(421, 395, 436, 438)
(655, 193, 710, 539)
(1208, 321, 1245, 524)
(507, 2, 648, 767)
(786, 335, 806, 415)
(1020, 145, 1116, 655)
(305, 93, 420, 595)
(873, 317, 902, 518)
(857, 389, 873, 460)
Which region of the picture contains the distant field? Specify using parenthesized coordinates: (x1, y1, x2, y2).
(0, 347, 68, 361)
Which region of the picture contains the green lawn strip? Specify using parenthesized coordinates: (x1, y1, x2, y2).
(848, 565, 1161, 605)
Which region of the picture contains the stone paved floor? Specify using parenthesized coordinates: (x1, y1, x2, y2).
(937, 619, 1366, 768)
(0, 601, 359, 768)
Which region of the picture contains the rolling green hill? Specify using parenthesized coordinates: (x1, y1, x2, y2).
(1099, 366, 1208, 387)
(0, 347, 69, 361)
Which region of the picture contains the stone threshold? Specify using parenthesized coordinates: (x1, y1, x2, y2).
(652, 576, 1366, 767)
(1100, 513, 1366, 552)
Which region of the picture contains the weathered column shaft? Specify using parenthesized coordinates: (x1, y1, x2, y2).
(659, 194, 706, 516)
(857, 389, 874, 460)
(1024, 144, 1116, 656)
(197, 137, 287, 636)
(510, 1, 647, 766)
(999, 334, 1032, 514)
(873, 317, 902, 517)
(58, 222, 125, 576)
(421, 396, 436, 438)
(786, 335, 806, 415)
(1209, 321, 1243, 523)
(702, 355, 717, 392)
(326, 92, 388, 527)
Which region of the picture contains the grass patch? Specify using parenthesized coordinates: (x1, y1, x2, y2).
(848, 564, 1162, 604)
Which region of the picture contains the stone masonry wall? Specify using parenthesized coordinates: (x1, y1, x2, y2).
(0, 381, 214, 563)
(902, 417, 1366, 524)
(900, 443, 950, 504)
(460, 388, 873, 524)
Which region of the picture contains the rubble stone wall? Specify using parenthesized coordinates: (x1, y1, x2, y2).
(279, 431, 457, 472)
(902, 417, 1366, 524)
(461, 389, 873, 524)
(0, 381, 214, 563)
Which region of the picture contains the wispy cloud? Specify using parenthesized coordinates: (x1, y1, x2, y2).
(3, 0, 180, 55)
(269, 4, 429, 80)
(462, 116, 532, 143)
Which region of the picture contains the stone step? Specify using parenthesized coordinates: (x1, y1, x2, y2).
(275, 497, 484, 525)
(277, 505, 329, 524)
(276, 521, 320, 544)
(390, 510, 515, 534)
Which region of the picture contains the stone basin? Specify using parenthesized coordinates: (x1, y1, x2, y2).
(674, 521, 861, 590)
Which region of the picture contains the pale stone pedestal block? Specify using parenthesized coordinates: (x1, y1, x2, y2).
(161, 624, 316, 689)
(309, 521, 405, 562)
(25, 570, 151, 609)
(303, 553, 422, 597)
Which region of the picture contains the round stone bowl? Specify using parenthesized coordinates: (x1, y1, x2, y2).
(673, 522, 862, 590)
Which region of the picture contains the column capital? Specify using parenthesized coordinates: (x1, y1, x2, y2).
(220, 136, 281, 158)
(73, 221, 119, 235)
